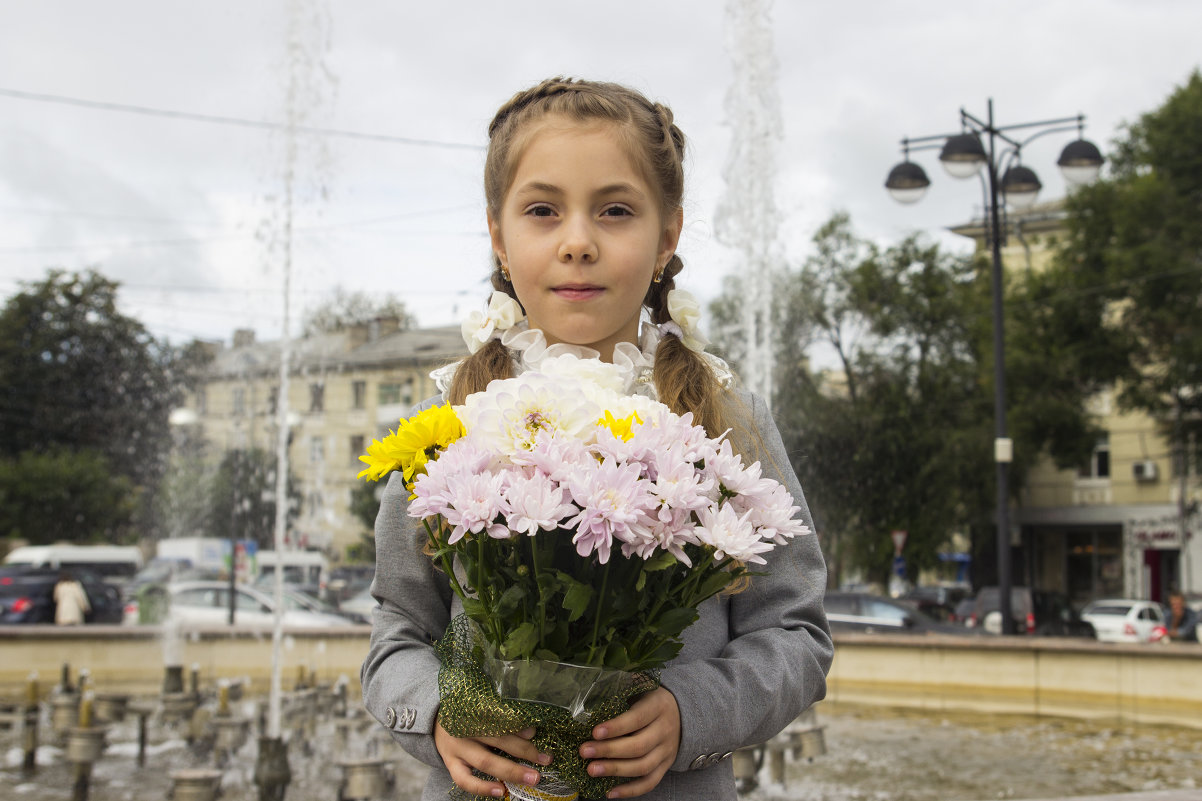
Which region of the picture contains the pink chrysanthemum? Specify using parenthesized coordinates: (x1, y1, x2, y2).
(564, 458, 656, 564)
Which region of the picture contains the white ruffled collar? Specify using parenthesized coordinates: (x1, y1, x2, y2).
(432, 319, 732, 400)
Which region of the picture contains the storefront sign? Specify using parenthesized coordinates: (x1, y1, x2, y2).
(1128, 515, 1193, 549)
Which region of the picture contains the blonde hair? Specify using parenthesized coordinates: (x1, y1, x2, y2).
(449, 77, 732, 437)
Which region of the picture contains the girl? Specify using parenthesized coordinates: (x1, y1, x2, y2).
(361, 77, 832, 800)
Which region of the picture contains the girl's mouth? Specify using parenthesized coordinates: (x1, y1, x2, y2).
(553, 285, 603, 301)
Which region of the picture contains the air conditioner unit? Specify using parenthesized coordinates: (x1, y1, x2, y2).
(1133, 460, 1159, 482)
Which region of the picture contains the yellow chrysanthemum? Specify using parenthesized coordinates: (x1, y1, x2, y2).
(357, 403, 464, 484)
(597, 410, 642, 442)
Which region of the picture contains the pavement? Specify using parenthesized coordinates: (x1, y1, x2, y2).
(965, 792, 1200, 801)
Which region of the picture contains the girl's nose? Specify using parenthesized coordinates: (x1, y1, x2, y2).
(557, 217, 598, 264)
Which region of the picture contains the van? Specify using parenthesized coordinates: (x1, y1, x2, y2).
(254, 550, 328, 598)
(3, 544, 144, 584)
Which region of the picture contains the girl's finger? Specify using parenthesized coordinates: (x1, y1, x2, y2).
(445, 757, 507, 799)
(478, 733, 552, 766)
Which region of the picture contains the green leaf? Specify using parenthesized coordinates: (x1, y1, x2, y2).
(501, 622, 539, 660)
(495, 584, 527, 617)
(563, 581, 594, 622)
(653, 607, 699, 639)
(461, 598, 487, 620)
(603, 641, 631, 670)
(641, 552, 678, 572)
(695, 571, 735, 601)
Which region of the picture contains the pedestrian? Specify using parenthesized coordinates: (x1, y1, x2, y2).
(1165, 590, 1198, 642)
(361, 77, 832, 801)
(53, 570, 90, 625)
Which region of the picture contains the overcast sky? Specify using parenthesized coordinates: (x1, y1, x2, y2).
(2, 1, 1199, 348)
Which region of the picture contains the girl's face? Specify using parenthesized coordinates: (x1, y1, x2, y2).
(488, 118, 683, 362)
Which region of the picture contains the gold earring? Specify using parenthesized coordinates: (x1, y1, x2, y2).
(652, 265, 665, 284)
(500, 264, 511, 282)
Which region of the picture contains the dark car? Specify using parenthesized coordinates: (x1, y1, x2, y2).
(825, 591, 979, 635)
(900, 585, 972, 623)
(0, 566, 124, 624)
(968, 586, 1095, 637)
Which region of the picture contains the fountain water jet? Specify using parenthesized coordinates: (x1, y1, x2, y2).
(716, 0, 785, 408)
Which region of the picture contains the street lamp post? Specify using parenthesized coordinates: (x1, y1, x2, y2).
(885, 100, 1103, 634)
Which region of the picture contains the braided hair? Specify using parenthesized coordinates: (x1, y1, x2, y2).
(449, 78, 731, 438)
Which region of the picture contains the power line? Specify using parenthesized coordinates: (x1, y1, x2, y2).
(0, 86, 485, 151)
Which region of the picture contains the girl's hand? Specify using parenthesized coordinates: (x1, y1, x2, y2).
(579, 687, 681, 799)
(434, 721, 552, 799)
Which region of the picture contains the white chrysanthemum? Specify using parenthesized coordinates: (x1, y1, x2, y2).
(694, 502, 774, 565)
(457, 373, 601, 457)
(537, 354, 627, 404)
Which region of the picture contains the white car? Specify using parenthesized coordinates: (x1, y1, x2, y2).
(125, 580, 353, 629)
(338, 586, 378, 622)
(1080, 599, 1166, 643)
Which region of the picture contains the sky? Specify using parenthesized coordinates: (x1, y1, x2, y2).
(1, 1, 1199, 348)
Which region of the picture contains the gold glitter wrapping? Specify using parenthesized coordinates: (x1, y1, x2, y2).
(436, 615, 660, 801)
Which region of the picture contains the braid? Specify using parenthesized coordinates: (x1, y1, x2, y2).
(488, 78, 585, 139)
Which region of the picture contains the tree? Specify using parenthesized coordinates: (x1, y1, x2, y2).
(205, 448, 302, 551)
(0, 269, 178, 542)
(0, 448, 138, 543)
(301, 286, 416, 337)
(1057, 70, 1202, 471)
(347, 480, 381, 563)
(723, 213, 1111, 588)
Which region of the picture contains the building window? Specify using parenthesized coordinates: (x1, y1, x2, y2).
(197, 387, 207, 414)
(350, 435, 365, 466)
(352, 380, 366, 410)
(309, 435, 324, 463)
(378, 382, 401, 405)
(309, 383, 324, 413)
(1079, 434, 1110, 479)
(401, 377, 414, 406)
(268, 386, 279, 415)
(233, 387, 246, 416)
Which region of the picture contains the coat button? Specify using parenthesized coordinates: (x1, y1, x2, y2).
(689, 755, 708, 770)
(720, 751, 734, 761)
(384, 707, 397, 729)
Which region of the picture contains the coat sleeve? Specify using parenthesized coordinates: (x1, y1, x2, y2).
(661, 390, 833, 771)
(360, 423, 455, 768)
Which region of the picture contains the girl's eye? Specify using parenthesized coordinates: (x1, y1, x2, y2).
(601, 205, 633, 217)
(527, 205, 555, 218)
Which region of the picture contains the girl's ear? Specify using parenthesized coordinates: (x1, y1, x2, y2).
(488, 210, 507, 266)
(659, 207, 684, 265)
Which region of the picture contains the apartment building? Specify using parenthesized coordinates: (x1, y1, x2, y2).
(181, 320, 467, 560)
(951, 202, 1201, 605)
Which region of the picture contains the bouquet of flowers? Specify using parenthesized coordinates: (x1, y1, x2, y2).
(359, 356, 809, 800)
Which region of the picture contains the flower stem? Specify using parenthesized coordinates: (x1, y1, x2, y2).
(529, 534, 546, 649)
(588, 560, 612, 663)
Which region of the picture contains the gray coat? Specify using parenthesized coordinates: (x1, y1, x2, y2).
(361, 388, 833, 800)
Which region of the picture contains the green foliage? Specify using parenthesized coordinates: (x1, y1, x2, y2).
(205, 448, 301, 551)
(735, 213, 1109, 587)
(428, 522, 740, 672)
(301, 286, 416, 337)
(1057, 70, 1202, 449)
(347, 480, 381, 561)
(0, 448, 138, 543)
(0, 268, 179, 540)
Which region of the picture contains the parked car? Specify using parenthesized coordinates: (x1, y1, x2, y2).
(825, 592, 980, 635)
(327, 565, 374, 605)
(968, 586, 1095, 637)
(900, 585, 972, 623)
(0, 566, 124, 624)
(1079, 599, 1167, 643)
(123, 580, 353, 629)
(339, 585, 378, 622)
